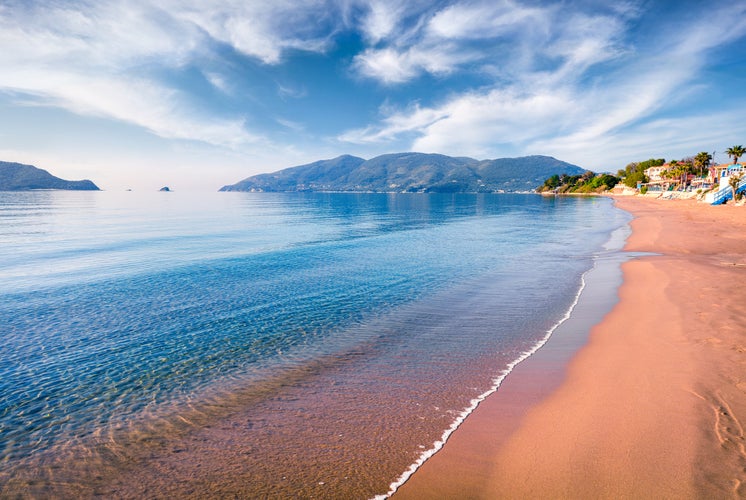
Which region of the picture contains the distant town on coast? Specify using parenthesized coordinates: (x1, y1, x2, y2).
(538, 145, 746, 206)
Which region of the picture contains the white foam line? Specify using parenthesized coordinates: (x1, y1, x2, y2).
(372, 258, 596, 500)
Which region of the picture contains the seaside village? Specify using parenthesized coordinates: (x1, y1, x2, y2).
(541, 145, 746, 205)
(614, 146, 746, 205)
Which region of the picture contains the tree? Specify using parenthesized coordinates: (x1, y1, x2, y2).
(543, 174, 560, 190)
(693, 152, 712, 176)
(726, 145, 745, 164)
(537, 171, 620, 193)
(594, 174, 619, 190)
(729, 173, 743, 202)
(662, 164, 686, 179)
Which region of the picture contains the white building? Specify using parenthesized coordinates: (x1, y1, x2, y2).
(644, 164, 671, 183)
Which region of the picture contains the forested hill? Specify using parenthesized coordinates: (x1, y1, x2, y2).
(220, 153, 585, 193)
(0, 162, 99, 191)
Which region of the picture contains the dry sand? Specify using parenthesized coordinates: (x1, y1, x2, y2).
(395, 196, 746, 498)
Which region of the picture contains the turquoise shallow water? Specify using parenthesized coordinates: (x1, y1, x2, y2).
(0, 191, 629, 497)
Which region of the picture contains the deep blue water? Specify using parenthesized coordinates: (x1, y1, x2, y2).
(0, 191, 629, 495)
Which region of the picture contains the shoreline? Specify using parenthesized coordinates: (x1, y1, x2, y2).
(378, 221, 630, 498)
(394, 196, 746, 497)
(390, 199, 634, 497)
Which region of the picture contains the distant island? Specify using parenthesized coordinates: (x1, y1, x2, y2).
(0, 161, 99, 191)
(220, 153, 585, 193)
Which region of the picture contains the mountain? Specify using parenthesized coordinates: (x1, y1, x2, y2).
(221, 154, 366, 192)
(219, 153, 586, 193)
(0, 161, 99, 191)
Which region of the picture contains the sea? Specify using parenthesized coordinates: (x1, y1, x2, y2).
(0, 191, 630, 498)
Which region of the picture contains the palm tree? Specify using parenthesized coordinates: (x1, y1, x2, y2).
(726, 145, 745, 164)
(693, 151, 712, 177)
(729, 173, 743, 202)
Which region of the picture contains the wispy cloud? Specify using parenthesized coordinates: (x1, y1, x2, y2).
(351, 0, 556, 84)
(169, 0, 338, 64)
(0, 0, 346, 148)
(338, 101, 450, 143)
(353, 44, 478, 84)
(540, 111, 746, 169)
(341, 1, 746, 168)
(359, 0, 408, 43)
(341, 2, 632, 144)
(0, 1, 262, 147)
(205, 72, 233, 95)
(277, 84, 308, 100)
(426, 1, 547, 40)
(276, 117, 306, 132)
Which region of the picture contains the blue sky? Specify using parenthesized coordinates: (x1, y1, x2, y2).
(1, 0, 745, 191)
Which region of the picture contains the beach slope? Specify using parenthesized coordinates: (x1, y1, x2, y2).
(395, 196, 746, 498)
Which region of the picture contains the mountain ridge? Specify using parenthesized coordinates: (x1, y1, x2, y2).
(219, 153, 586, 193)
(0, 161, 100, 191)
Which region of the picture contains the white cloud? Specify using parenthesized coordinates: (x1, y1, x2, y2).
(0, 1, 314, 148)
(340, 2, 637, 148)
(339, 102, 449, 143)
(350, 1, 555, 83)
(541, 111, 746, 171)
(353, 48, 416, 84)
(204, 72, 232, 94)
(544, 12, 627, 77)
(349, 1, 626, 85)
(353, 44, 478, 84)
(360, 0, 405, 43)
(341, 59, 684, 161)
(427, 1, 547, 40)
(342, 1, 746, 170)
(277, 84, 308, 99)
(276, 118, 306, 132)
(412, 88, 575, 152)
(168, 0, 337, 64)
(0, 24, 256, 149)
(4, 68, 256, 148)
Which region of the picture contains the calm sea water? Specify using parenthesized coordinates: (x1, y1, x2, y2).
(0, 191, 629, 497)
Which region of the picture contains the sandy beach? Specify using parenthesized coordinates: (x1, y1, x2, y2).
(395, 196, 746, 498)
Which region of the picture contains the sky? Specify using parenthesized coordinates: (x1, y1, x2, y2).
(1, 0, 745, 191)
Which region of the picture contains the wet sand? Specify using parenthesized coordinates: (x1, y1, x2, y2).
(395, 196, 746, 498)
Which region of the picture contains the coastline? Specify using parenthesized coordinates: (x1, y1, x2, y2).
(377, 219, 631, 498)
(394, 196, 746, 497)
